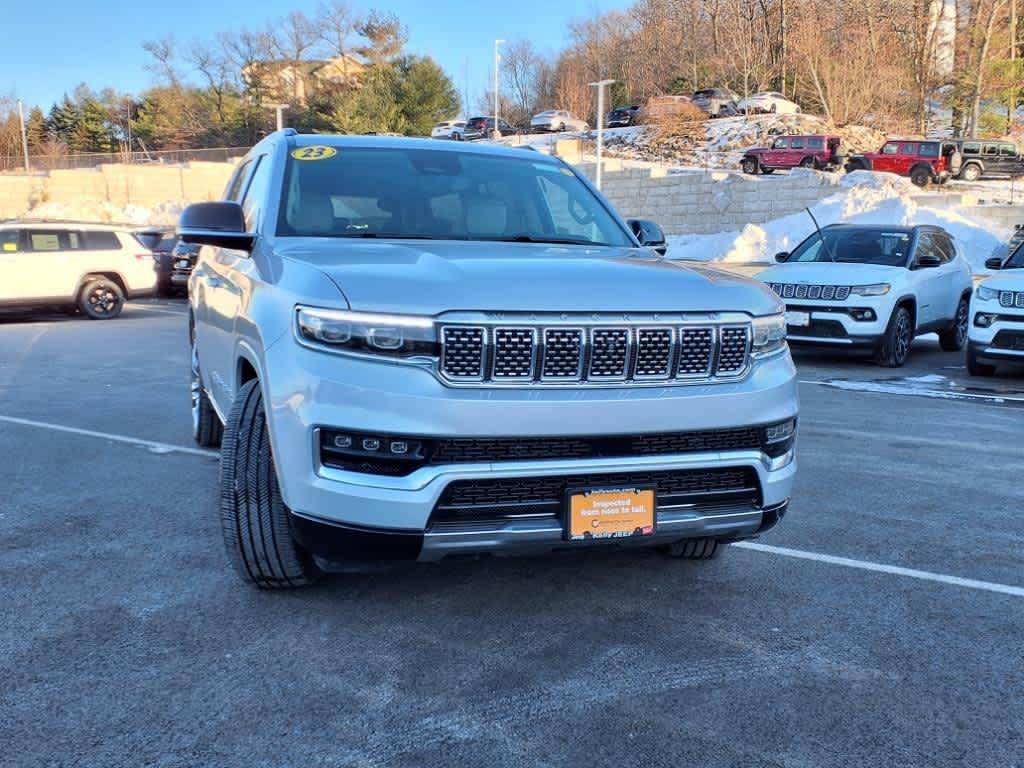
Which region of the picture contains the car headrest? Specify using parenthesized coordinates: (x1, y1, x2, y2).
(290, 196, 335, 234)
(466, 199, 508, 238)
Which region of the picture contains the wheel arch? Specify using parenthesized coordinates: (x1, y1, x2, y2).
(77, 271, 128, 296)
(895, 295, 917, 328)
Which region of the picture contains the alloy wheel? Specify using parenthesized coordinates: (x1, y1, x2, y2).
(894, 312, 911, 363)
(955, 301, 968, 346)
(88, 286, 118, 316)
(190, 340, 202, 436)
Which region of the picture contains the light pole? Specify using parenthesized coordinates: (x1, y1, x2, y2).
(589, 79, 615, 190)
(493, 39, 505, 139)
(16, 99, 30, 172)
(276, 104, 290, 131)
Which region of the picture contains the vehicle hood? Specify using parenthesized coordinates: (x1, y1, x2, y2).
(276, 239, 782, 316)
(756, 261, 906, 286)
(978, 271, 1024, 292)
(744, 146, 770, 155)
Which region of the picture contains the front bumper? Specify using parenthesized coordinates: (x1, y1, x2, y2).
(782, 301, 890, 348)
(968, 309, 1024, 361)
(262, 340, 799, 560)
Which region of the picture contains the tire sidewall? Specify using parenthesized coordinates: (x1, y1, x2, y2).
(79, 278, 124, 320)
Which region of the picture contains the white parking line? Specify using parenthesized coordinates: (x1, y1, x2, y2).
(129, 305, 188, 317)
(0, 414, 218, 458)
(799, 378, 1024, 405)
(2, 413, 1021, 598)
(735, 541, 1024, 598)
(799, 426, 1010, 454)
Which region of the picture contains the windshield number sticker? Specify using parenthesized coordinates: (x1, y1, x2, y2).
(291, 146, 337, 161)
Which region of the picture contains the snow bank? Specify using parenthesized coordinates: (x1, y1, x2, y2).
(666, 172, 1006, 272)
(25, 199, 186, 227)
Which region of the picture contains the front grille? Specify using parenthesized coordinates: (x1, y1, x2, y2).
(992, 330, 1024, 351)
(431, 466, 761, 525)
(789, 319, 848, 339)
(440, 321, 751, 385)
(770, 283, 851, 302)
(999, 291, 1024, 309)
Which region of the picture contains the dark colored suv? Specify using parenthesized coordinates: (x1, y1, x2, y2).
(742, 135, 843, 174)
(845, 139, 952, 187)
(953, 140, 1024, 181)
(462, 116, 517, 141)
(606, 105, 642, 127)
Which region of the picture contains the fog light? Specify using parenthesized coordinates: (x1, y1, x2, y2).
(765, 419, 796, 444)
(333, 435, 353, 449)
(974, 313, 996, 328)
(362, 438, 381, 451)
(390, 441, 408, 454)
(850, 308, 876, 322)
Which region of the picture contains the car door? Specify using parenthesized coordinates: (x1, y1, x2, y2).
(932, 232, 964, 321)
(0, 229, 27, 302)
(911, 232, 946, 326)
(896, 142, 919, 176)
(765, 137, 788, 167)
(202, 153, 273, 410)
(23, 229, 81, 299)
(787, 136, 806, 166)
(874, 142, 900, 173)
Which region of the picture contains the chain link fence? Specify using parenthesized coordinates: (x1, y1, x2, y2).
(0, 146, 249, 173)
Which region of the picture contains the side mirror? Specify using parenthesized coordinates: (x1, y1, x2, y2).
(177, 202, 255, 251)
(628, 219, 667, 256)
(774, 251, 790, 263)
(915, 253, 942, 269)
(985, 256, 1004, 270)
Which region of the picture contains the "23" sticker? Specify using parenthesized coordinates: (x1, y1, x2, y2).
(290, 146, 338, 160)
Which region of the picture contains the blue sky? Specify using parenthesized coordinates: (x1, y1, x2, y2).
(1, 0, 631, 110)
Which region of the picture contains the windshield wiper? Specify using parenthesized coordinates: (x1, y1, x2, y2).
(336, 233, 456, 240)
(488, 235, 604, 246)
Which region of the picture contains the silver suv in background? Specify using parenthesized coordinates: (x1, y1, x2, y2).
(180, 132, 798, 589)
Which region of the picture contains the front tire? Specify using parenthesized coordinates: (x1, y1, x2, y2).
(220, 379, 322, 589)
(799, 156, 816, 169)
(875, 305, 913, 367)
(742, 157, 760, 175)
(78, 278, 124, 320)
(961, 163, 982, 182)
(938, 297, 969, 352)
(966, 347, 996, 377)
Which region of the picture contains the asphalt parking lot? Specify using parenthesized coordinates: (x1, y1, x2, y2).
(2, 299, 1022, 768)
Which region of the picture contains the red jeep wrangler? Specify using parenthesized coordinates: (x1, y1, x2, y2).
(844, 139, 956, 187)
(741, 134, 842, 175)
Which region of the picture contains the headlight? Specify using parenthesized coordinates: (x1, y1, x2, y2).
(849, 283, 891, 296)
(976, 285, 999, 301)
(296, 307, 438, 357)
(751, 314, 787, 357)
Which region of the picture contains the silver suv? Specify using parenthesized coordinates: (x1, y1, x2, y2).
(180, 131, 798, 588)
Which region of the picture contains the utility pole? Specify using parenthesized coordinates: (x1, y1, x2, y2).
(126, 100, 133, 162)
(463, 57, 470, 121)
(17, 99, 30, 172)
(276, 104, 290, 131)
(589, 80, 615, 191)
(493, 39, 505, 138)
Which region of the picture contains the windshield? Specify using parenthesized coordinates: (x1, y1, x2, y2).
(789, 228, 913, 266)
(1006, 242, 1024, 268)
(277, 145, 634, 247)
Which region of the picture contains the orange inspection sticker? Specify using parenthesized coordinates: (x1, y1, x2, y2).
(290, 146, 338, 161)
(568, 488, 655, 541)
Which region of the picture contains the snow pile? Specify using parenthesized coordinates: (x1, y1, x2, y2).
(666, 172, 1006, 272)
(24, 199, 186, 227)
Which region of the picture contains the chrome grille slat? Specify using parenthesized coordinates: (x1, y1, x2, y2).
(440, 319, 753, 386)
(998, 290, 1024, 309)
(771, 283, 851, 302)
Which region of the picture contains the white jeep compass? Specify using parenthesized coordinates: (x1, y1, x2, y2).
(967, 243, 1024, 376)
(180, 131, 798, 588)
(757, 224, 973, 367)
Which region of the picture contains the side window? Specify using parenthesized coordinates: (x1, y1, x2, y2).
(882, 143, 899, 155)
(934, 234, 955, 263)
(225, 159, 253, 202)
(961, 142, 980, 156)
(900, 143, 919, 155)
(772, 138, 789, 149)
(808, 137, 824, 150)
(915, 233, 940, 264)
(82, 230, 122, 250)
(0, 229, 19, 253)
(790, 137, 805, 149)
(27, 230, 70, 251)
(919, 143, 939, 158)
(999, 143, 1017, 158)
(982, 144, 998, 156)
(240, 155, 273, 231)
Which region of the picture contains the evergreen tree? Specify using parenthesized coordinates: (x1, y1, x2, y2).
(26, 106, 47, 152)
(394, 56, 461, 135)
